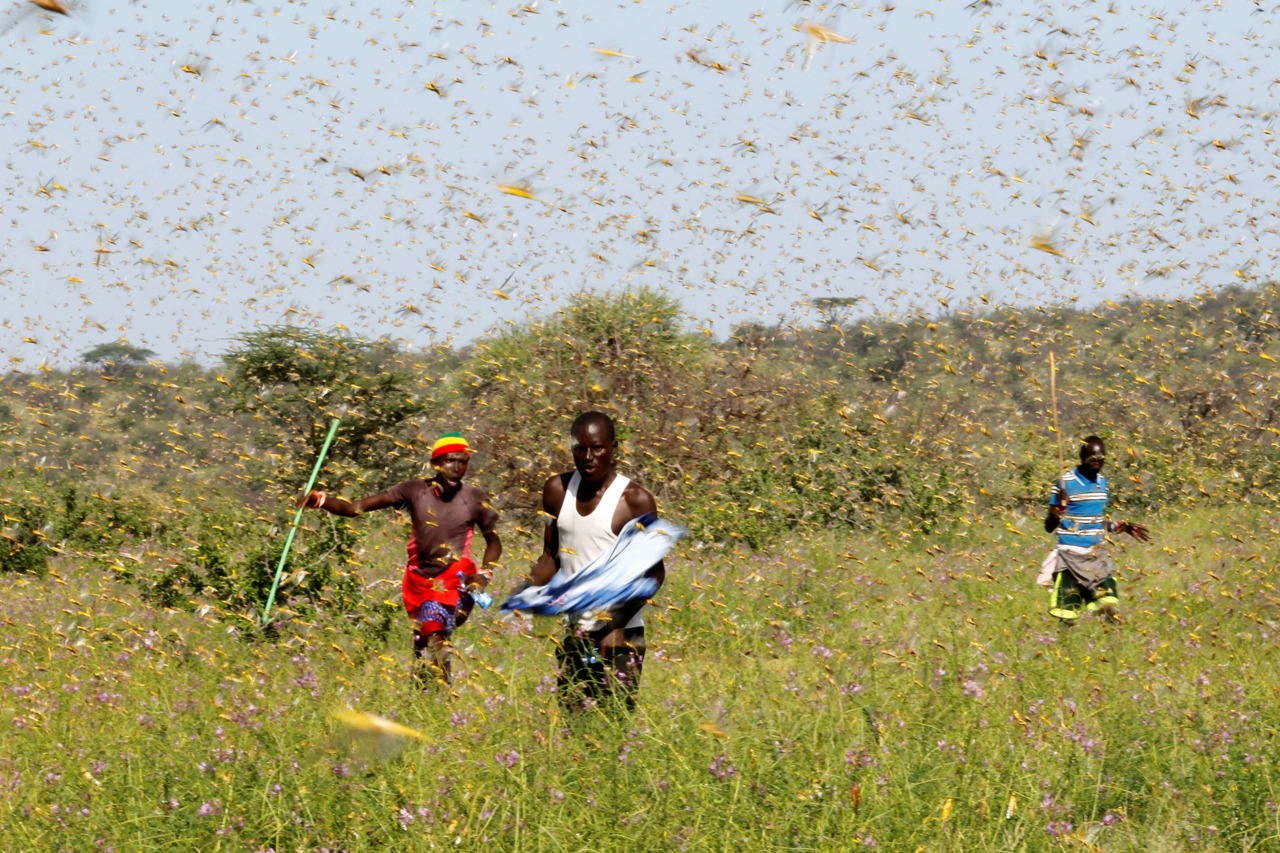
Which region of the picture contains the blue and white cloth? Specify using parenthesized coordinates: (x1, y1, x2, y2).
(501, 513, 684, 616)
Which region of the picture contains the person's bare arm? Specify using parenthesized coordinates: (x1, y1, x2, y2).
(604, 557, 664, 632)
(529, 475, 567, 586)
(466, 526, 503, 591)
(1044, 504, 1065, 534)
(300, 489, 396, 517)
(1043, 480, 1066, 534)
(601, 483, 664, 636)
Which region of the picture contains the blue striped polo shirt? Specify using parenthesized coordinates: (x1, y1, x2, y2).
(1048, 467, 1109, 549)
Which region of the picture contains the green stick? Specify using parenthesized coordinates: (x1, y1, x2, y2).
(261, 418, 341, 628)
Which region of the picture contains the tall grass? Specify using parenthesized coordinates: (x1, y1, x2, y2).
(2, 506, 1279, 851)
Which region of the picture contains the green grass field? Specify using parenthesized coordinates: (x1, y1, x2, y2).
(3, 506, 1279, 852)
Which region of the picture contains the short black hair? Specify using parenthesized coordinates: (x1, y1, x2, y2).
(1079, 435, 1105, 460)
(571, 411, 616, 442)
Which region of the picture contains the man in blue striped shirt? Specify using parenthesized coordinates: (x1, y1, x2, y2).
(1043, 436, 1150, 622)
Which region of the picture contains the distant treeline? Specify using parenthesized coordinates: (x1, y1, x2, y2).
(3, 283, 1279, 606)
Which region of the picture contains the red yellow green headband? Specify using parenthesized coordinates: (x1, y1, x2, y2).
(431, 433, 473, 460)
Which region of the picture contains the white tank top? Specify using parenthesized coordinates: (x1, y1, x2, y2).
(557, 472, 641, 629)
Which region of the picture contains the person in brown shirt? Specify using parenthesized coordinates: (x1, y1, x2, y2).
(301, 433, 501, 685)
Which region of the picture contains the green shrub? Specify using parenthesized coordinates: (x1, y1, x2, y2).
(0, 470, 58, 575)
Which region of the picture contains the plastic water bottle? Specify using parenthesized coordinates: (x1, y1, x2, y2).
(472, 590, 493, 610)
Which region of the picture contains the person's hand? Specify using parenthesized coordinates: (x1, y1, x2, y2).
(299, 490, 326, 509)
(445, 558, 476, 590)
(461, 573, 489, 592)
(1049, 481, 1067, 513)
(1117, 521, 1151, 542)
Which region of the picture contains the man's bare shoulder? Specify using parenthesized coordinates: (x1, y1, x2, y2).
(542, 471, 574, 493)
(621, 478, 657, 517)
(541, 471, 574, 514)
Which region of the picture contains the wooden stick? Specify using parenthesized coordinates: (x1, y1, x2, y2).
(1049, 351, 1066, 502)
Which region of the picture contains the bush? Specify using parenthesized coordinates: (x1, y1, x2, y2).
(219, 326, 430, 493)
(0, 470, 64, 575)
(142, 504, 365, 623)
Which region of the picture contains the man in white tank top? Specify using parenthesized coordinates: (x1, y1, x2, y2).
(530, 411, 664, 710)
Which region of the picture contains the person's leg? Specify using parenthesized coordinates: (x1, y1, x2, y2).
(601, 627, 646, 711)
(555, 630, 606, 710)
(1049, 571, 1086, 622)
(427, 631, 452, 683)
(413, 627, 453, 685)
(454, 591, 476, 628)
(412, 602, 456, 687)
(1086, 575, 1120, 621)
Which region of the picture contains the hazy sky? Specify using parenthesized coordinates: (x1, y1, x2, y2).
(3, 0, 1278, 369)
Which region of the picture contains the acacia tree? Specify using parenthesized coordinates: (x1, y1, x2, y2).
(810, 295, 863, 332)
(219, 326, 430, 491)
(80, 341, 157, 377)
